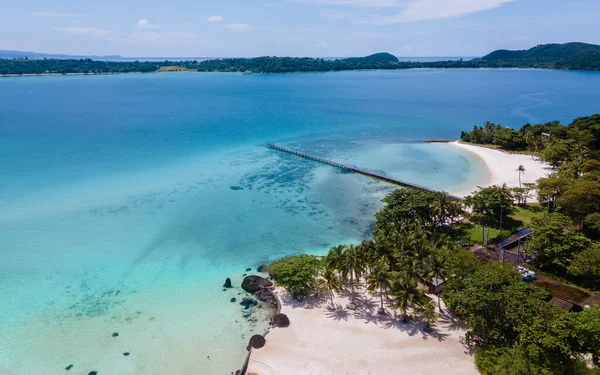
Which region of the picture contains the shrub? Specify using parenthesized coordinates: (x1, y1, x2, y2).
(269, 255, 322, 299)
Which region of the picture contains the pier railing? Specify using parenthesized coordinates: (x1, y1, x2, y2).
(266, 143, 463, 200)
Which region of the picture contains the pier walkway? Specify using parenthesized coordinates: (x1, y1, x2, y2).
(267, 143, 463, 200)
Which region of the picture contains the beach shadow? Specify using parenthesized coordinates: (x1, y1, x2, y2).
(437, 310, 466, 332)
(326, 304, 349, 321)
(278, 291, 324, 310)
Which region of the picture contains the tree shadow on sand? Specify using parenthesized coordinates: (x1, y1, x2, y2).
(278, 290, 325, 310)
(325, 304, 349, 321)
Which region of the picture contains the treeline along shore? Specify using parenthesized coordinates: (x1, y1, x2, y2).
(2, 42, 600, 75)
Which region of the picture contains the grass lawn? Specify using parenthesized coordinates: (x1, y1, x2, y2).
(466, 203, 546, 244)
(512, 203, 546, 227)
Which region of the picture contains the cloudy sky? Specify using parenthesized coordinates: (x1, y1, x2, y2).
(1, 0, 599, 57)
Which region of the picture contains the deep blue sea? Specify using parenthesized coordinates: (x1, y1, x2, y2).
(1, 69, 600, 374)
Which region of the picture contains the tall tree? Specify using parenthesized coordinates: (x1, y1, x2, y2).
(392, 274, 426, 323)
(338, 244, 363, 306)
(366, 259, 393, 314)
(517, 165, 526, 188)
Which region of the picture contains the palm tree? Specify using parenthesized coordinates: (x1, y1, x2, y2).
(366, 260, 392, 314)
(421, 300, 437, 330)
(325, 245, 345, 274)
(338, 244, 363, 306)
(319, 267, 342, 309)
(524, 131, 536, 160)
(431, 191, 451, 229)
(428, 252, 448, 312)
(517, 164, 526, 188)
(391, 274, 426, 323)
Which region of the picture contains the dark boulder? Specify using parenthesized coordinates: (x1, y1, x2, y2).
(223, 278, 232, 288)
(112, 332, 119, 337)
(240, 298, 257, 307)
(88, 372, 98, 375)
(65, 364, 73, 371)
(247, 334, 266, 350)
(257, 264, 274, 276)
(123, 352, 130, 356)
(241, 275, 272, 293)
(245, 268, 252, 272)
(230, 297, 237, 303)
(272, 313, 290, 328)
(255, 288, 278, 311)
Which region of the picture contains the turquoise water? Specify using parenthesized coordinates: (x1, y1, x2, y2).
(1, 69, 600, 374)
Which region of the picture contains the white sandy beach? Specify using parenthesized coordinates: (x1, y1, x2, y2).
(247, 286, 478, 375)
(448, 141, 554, 200)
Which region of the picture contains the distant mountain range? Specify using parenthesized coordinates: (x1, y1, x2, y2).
(2, 43, 600, 75)
(0, 50, 124, 60)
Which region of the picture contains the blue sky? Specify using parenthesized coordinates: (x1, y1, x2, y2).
(1, 0, 599, 57)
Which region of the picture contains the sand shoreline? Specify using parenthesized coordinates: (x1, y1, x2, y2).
(243, 143, 553, 374)
(447, 141, 553, 200)
(247, 286, 478, 375)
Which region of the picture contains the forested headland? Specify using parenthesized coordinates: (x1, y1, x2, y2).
(2, 42, 600, 75)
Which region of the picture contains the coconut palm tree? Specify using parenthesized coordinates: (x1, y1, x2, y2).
(524, 131, 536, 160)
(517, 164, 526, 188)
(319, 267, 342, 309)
(391, 274, 426, 323)
(366, 260, 392, 314)
(338, 244, 363, 306)
(421, 300, 437, 330)
(325, 244, 345, 274)
(428, 252, 449, 312)
(431, 191, 451, 229)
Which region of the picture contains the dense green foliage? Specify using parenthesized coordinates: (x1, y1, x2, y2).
(480, 42, 600, 70)
(443, 262, 600, 374)
(269, 254, 323, 298)
(0, 58, 175, 74)
(461, 114, 600, 289)
(3, 43, 600, 75)
(270, 185, 599, 374)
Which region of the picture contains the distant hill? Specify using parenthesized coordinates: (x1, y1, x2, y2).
(351, 52, 399, 63)
(3, 44, 600, 75)
(477, 42, 600, 70)
(0, 50, 123, 60)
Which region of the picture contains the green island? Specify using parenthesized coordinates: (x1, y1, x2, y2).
(263, 113, 600, 375)
(2, 42, 600, 75)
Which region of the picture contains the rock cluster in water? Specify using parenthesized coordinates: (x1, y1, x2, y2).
(257, 264, 273, 277)
(223, 278, 232, 288)
(241, 275, 273, 294)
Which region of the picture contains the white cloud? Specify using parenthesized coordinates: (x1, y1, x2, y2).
(361, 0, 516, 24)
(314, 40, 330, 48)
(297, 0, 397, 7)
(53, 27, 113, 37)
(29, 11, 80, 18)
(137, 19, 160, 30)
(226, 23, 249, 31)
(208, 15, 223, 23)
(127, 31, 196, 44)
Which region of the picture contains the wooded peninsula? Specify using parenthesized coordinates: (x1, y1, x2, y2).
(2, 42, 600, 75)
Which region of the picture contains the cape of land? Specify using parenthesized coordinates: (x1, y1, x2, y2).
(2, 43, 600, 75)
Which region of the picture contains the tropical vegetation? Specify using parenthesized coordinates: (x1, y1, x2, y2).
(268, 181, 599, 374)
(3, 43, 600, 75)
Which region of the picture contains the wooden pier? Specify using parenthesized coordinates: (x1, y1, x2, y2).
(267, 143, 463, 200)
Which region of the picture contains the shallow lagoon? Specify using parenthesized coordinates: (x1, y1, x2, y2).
(1, 69, 600, 374)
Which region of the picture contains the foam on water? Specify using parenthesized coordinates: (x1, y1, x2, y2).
(2, 69, 600, 374)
